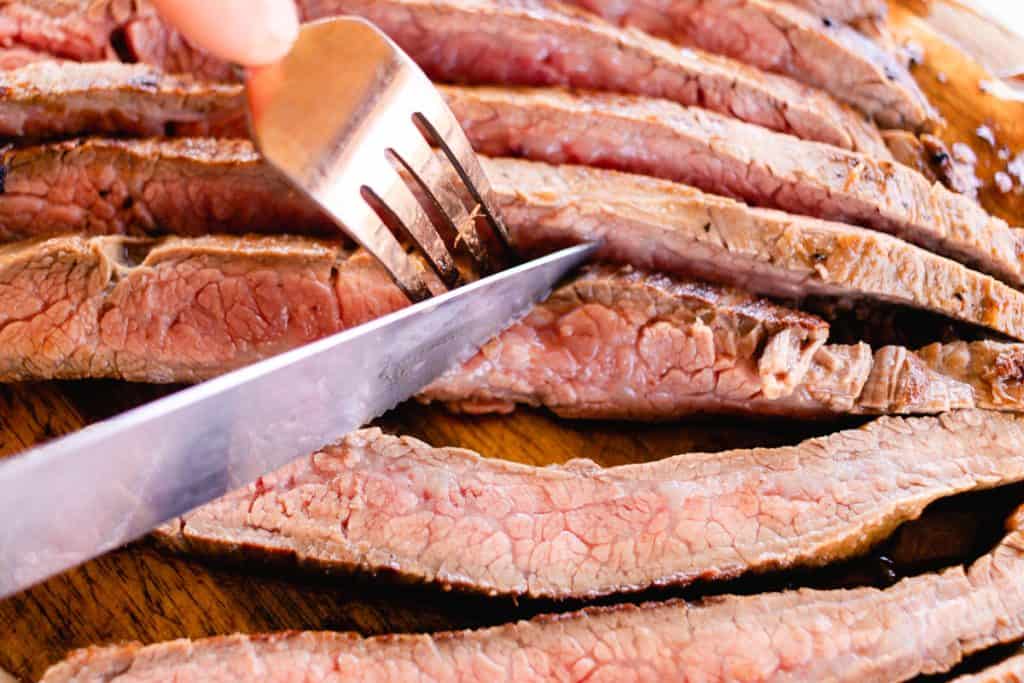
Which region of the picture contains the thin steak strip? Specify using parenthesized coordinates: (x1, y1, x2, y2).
(1, 236, 1013, 417)
(560, 0, 935, 130)
(0, 234, 407, 382)
(422, 268, 1018, 418)
(450, 87, 1024, 287)
(156, 412, 1024, 600)
(2, 142, 1022, 341)
(486, 157, 1024, 341)
(294, 0, 888, 155)
(40, 494, 1024, 681)
(0, 61, 244, 140)
(0, 138, 333, 240)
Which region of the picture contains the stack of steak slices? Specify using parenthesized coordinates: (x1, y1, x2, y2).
(4, 2, 1024, 681)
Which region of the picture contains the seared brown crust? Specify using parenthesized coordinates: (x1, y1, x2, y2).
(0, 61, 245, 141)
(43, 433, 1024, 681)
(453, 87, 1024, 288)
(485, 157, 1024, 341)
(561, 0, 935, 129)
(0, 138, 332, 240)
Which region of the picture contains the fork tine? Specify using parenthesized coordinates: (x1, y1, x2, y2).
(368, 152, 460, 290)
(391, 145, 492, 274)
(412, 111, 515, 257)
(350, 206, 435, 303)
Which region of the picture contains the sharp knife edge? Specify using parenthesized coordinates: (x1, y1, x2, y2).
(0, 243, 596, 598)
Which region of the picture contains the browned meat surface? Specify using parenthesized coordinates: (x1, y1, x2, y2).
(295, 0, 888, 154)
(952, 654, 1024, 683)
(486, 157, 1024, 341)
(0, 61, 244, 140)
(0, 138, 332, 240)
(2, 142, 1020, 340)
(451, 87, 1024, 286)
(884, 129, 981, 199)
(424, 268, 1020, 418)
(784, 0, 886, 23)
(40, 490, 1024, 682)
(560, 0, 935, 130)
(0, 235, 408, 382)
(154, 412, 1024, 601)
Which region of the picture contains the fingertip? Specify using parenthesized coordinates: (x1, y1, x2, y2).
(152, 0, 299, 66)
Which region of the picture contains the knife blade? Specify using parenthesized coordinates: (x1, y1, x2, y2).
(0, 242, 595, 598)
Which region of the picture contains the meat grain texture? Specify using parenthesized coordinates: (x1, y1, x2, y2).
(450, 87, 1024, 288)
(303, 0, 890, 154)
(485, 157, 1024, 341)
(0, 138, 333, 240)
(43, 427, 1024, 680)
(0, 234, 407, 382)
(158, 412, 1024, 599)
(559, 0, 935, 129)
(423, 268, 1023, 418)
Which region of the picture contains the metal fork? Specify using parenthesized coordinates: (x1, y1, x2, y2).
(245, 17, 512, 302)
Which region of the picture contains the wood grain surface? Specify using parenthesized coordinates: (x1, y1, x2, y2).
(4, 1, 1024, 680)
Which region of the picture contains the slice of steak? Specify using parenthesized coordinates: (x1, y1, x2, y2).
(0, 61, 245, 140)
(560, 0, 935, 130)
(422, 268, 1015, 418)
(155, 412, 1024, 603)
(0, 234, 407, 382)
(0, 138, 332, 240)
(41, 494, 1024, 681)
(295, 0, 888, 155)
(3, 140, 1021, 341)
(484, 157, 1024, 341)
(451, 87, 1024, 287)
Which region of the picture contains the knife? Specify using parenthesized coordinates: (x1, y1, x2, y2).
(0, 242, 595, 598)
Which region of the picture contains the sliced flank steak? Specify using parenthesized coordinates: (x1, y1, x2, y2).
(449, 86, 1024, 287)
(1, 143, 1022, 342)
(485, 157, 1024, 341)
(296, 0, 889, 154)
(6, 1, 888, 153)
(156, 412, 1024, 600)
(559, 0, 935, 130)
(0, 234, 407, 383)
(42, 493, 1024, 681)
(2, 233, 1018, 417)
(423, 267, 1022, 418)
(0, 61, 245, 140)
(0, 138, 332, 240)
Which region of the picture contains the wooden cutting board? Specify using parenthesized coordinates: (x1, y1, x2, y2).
(3, 2, 1024, 679)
